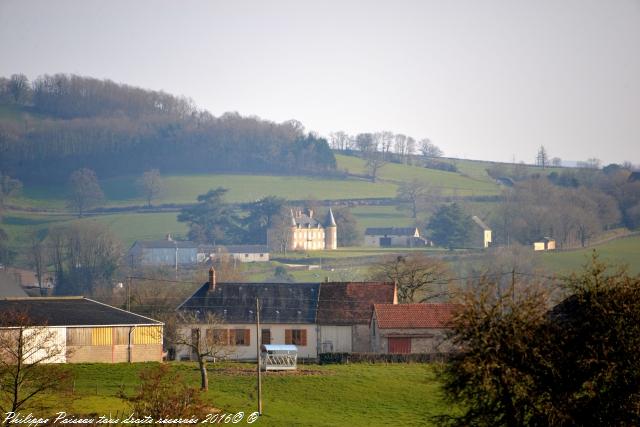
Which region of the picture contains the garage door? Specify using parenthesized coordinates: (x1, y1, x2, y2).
(388, 337, 411, 354)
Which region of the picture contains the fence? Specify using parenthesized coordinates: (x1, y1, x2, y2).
(318, 352, 452, 364)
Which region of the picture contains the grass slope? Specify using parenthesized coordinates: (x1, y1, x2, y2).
(30, 362, 450, 426)
(335, 154, 500, 196)
(539, 235, 640, 275)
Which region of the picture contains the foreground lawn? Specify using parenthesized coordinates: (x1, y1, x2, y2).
(25, 362, 450, 426)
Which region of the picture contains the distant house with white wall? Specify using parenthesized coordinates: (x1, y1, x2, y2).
(364, 227, 428, 248)
(533, 237, 556, 251)
(200, 245, 270, 263)
(371, 303, 458, 354)
(470, 216, 492, 248)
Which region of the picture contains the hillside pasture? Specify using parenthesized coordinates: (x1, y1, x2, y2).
(539, 235, 640, 275)
(335, 154, 500, 196)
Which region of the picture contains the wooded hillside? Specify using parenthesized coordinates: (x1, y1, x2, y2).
(0, 74, 336, 182)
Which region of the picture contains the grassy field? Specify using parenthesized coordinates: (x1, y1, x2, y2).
(1, 211, 188, 255)
(335, 154, 500, 196)
(13, 174, 399, 210)
(26, 362, 451, 426)
(539, 235, 640, 275)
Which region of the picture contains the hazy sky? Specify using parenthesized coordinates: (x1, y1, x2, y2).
(1, 0, 638, 164)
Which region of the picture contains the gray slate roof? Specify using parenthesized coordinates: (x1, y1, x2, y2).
(365, 227, 418, 236)
(0, 297, 162, 326)
(133, 240, 198, 249)
(201, 245, 269, 254)
(179, 282, 320, 324)
(471, 216, 491, 231)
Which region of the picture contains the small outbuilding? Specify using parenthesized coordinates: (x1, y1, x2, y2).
(533, 237, 556, 251)
(371, 303, 458, 354)
(261, 344, 297, 371)
(364, 227, 428, 248)
(0, 297, 163, 363)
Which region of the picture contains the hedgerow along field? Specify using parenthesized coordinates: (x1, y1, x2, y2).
(29, 362, 452, 427)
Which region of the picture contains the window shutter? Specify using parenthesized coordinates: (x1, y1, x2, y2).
(222, 329, 229, 345)
(229, 329, 235, 345)
(285, 329, 292, 344)
(301, 329, 307, 346)
(244, 329, 250, 346)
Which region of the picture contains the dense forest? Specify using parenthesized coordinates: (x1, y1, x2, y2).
(0, 74, 336, 182)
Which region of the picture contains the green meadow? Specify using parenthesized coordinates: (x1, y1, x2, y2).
(539, 235, 640, 275)
(27, 362, 451, 427)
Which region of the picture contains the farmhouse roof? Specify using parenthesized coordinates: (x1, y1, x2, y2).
(132, 240, 198, 249)
(317, 282, 397, 325)
(179, 282, 320, 324)
(364, 227, 418, 236)
(471, 216, 491, 231)
(373, 303, 459, 329)
(0, 297, 162, 327)
(202, 245, 269, 254)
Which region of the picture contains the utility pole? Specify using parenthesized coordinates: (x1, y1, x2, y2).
(256, 297, 262, 415)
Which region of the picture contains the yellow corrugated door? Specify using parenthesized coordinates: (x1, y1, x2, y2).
(91, 327, 113, 345)
(133, 326, 162, 345)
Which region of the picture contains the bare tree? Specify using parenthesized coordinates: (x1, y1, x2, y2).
(28, 232, 47, 296)
(369, 254, 450, 302)
(8, 74, 30, 104)
(405, 137, 416, 164)
(266, 208, 294, 254)
(536, 146, 549, 169)
(364, 152, 386, 183)
(0, 309, 69, 414)
(48, 222, 122, 296)
(355, 133, 375, 153)
(67, 168, 105, 217)
(419, 138, 442, 159)
(137, 169, 166, 208)
(329, 131, 351, 151)
(551, 157, 562, 167)
(166, 311, 231, 391)
(396, 179, 441, 219)
(394, 134, 407, 159)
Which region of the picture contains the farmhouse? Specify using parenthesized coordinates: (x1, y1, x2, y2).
(267, 208, 337, 252)
(317, 281, 397, 353)
(470, 216, 492, 248)
(0, 297, 163, 363)
(128, 235, 198, 267)
(200, 245, 270, 263)
(176, 270, 320, 360)
(175, 270, 399, 360)
(371, 303, 458, 354)
(364, 227, 428, 248)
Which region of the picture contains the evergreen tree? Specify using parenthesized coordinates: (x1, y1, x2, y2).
(427, 203, 472, 249)
(177, 188, 241, 244)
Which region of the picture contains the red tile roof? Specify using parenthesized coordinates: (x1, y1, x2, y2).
(317, 282, 396, 325)
(373, 303, 459, 329)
